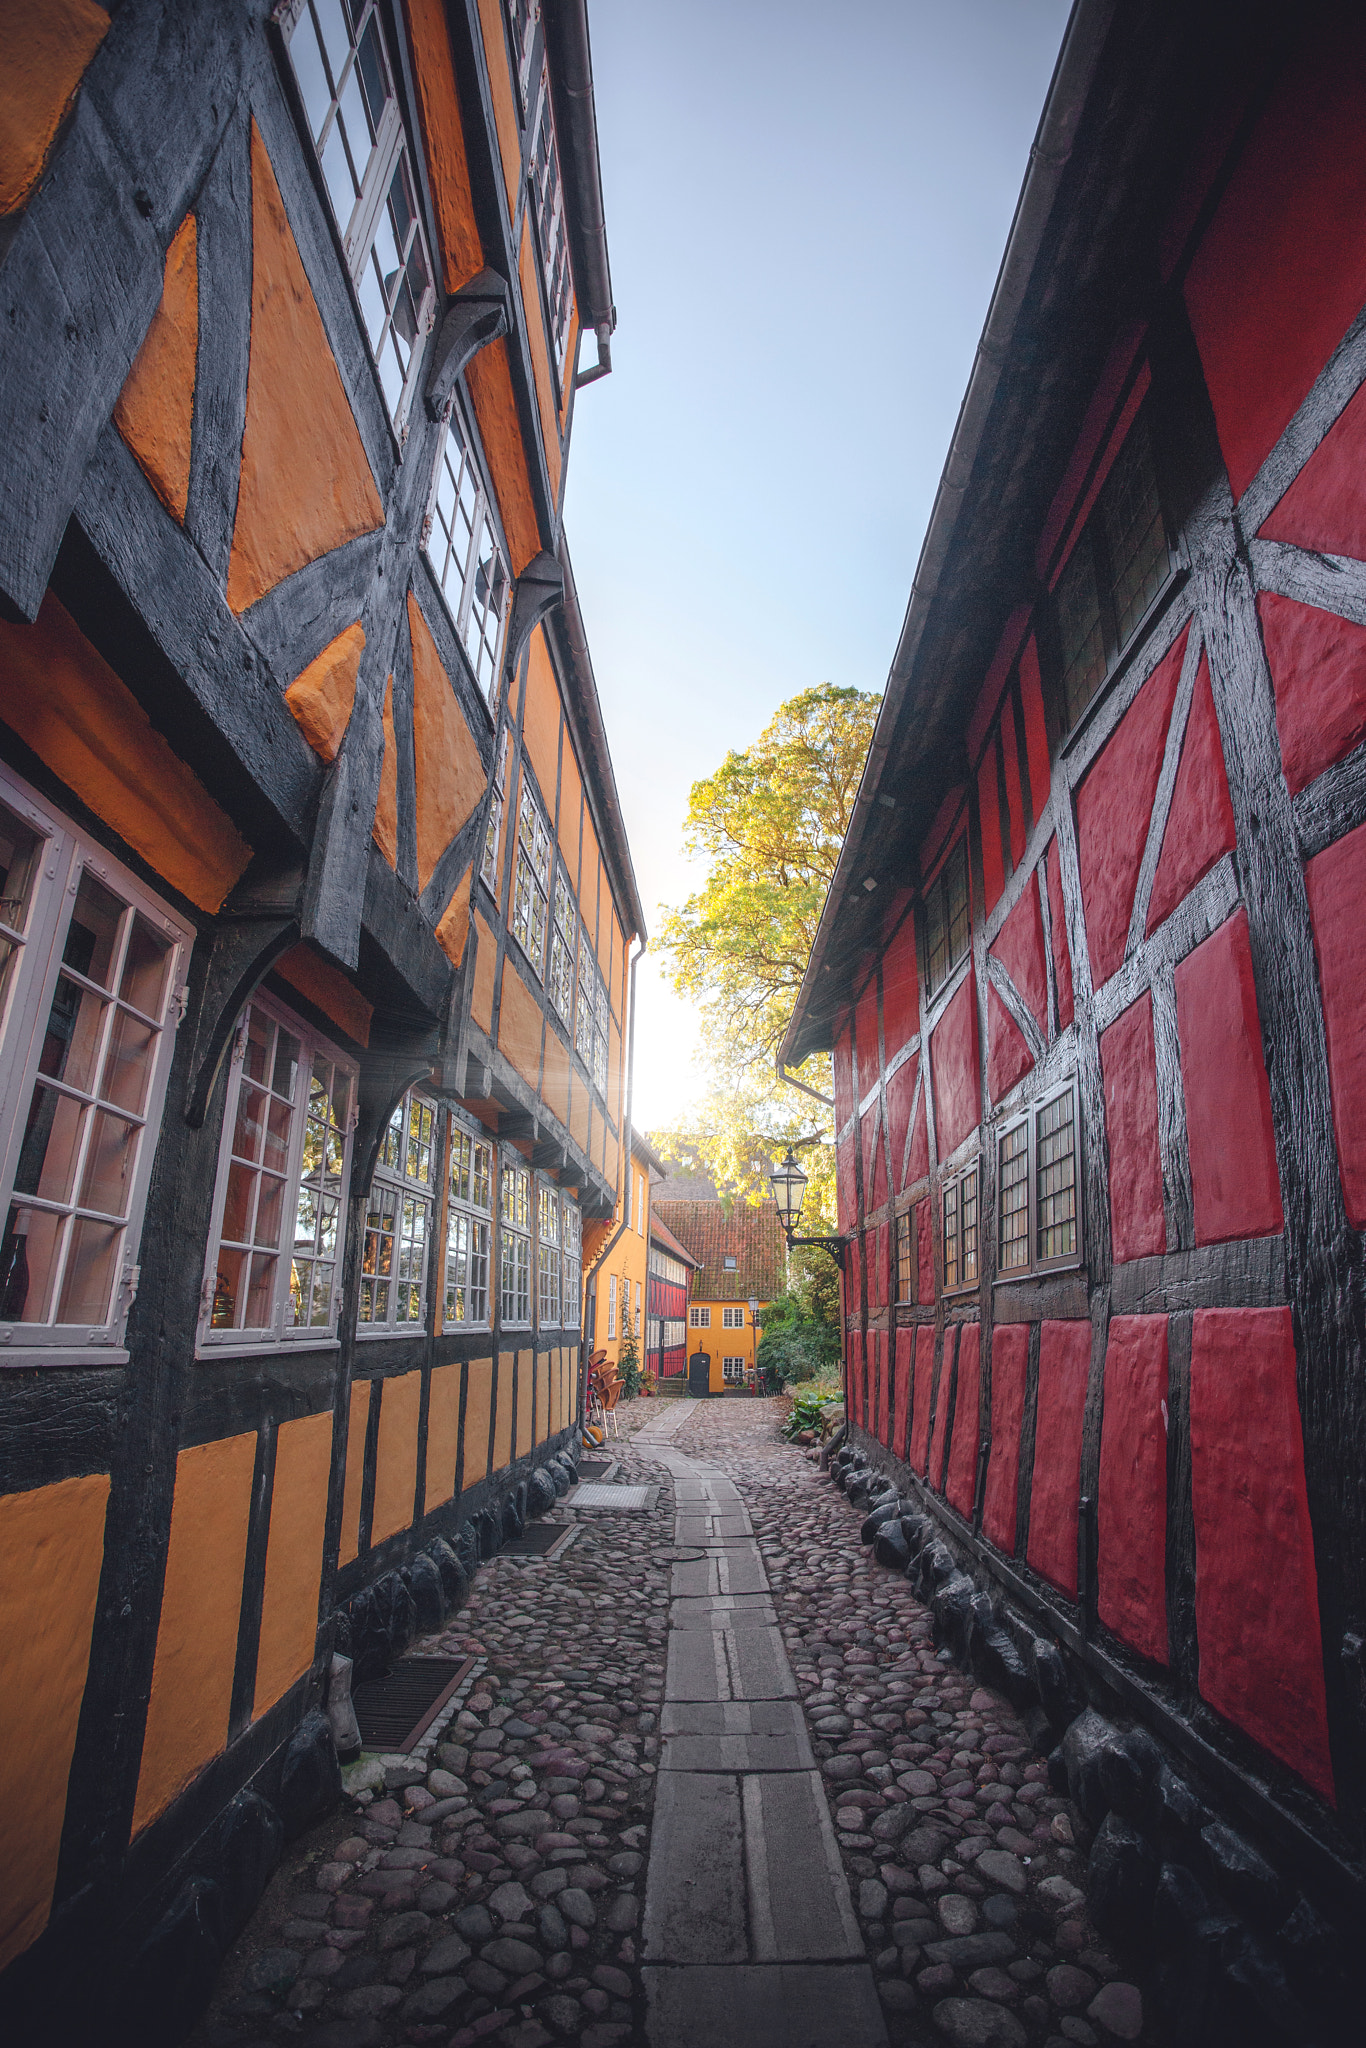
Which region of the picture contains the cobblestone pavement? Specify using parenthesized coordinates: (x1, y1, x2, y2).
(192, 1396, 1154, 2048)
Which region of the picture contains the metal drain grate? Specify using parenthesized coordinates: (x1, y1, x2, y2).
(352, 1654, 474, 1753)
(577, 1459, 613, 1478)
(501, 1521, 575, 1558)
(570, 1482, 653, 1511)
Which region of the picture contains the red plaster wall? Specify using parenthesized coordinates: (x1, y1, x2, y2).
(886, 1056, 918, 1198)
(1100, 993, 1166, 1263)
(893, 1330, 913, 1461)
(1189, 1308, 1334, 1801)
(978, 742, 1005, 916)
(1097, 1315, 1169, 1666)
(1000, 706, 1027, 867)
(1261, 375, 1366, 561)
(1019, 638, 1051, 815)
(967, 606, 1032, 764)
(991, 876, 1048, 1034)
(1045, 838, 1074, 1032)
(1175, 910, 1284, 1245)
(1305, 819, 1366, 1225)
(931, 977, 981, 1159)
(945, 1323, 981, 1517)
(909, 1325, 936, 1473)
(1026, 1320, 1091, 1596)
(881, 918, 919, 1060)
(862, 1104, 886, 1216)
(927, 1336, 953, 1493)
(866, 1220, 889, 1310)
(875, 1331, 890, 1446)
(1183, 16, 1366, 503)
(906, 1083, 929, 1188)
(915, 1199, 934, 1307)
(1258, 591, 1366, 797)
(836, 1131, 857, 1235)
(833, 1021, 854, 1131)
(1146, 653, 1236, 934)
(986, 982, 1034, 1106)
(1075, 629, 1185, 989)
(982, 1324, 1028, 1554)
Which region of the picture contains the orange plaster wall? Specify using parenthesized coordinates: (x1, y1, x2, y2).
(493, 1352, 515, 1471)
(466, 342, 541, 575)
(373, 675, 399, 868)
(0, 1472, 109, 1971)
(252, 1411, 331, 1720)
(462, 1358, 494, 1489)
(403, 0, 484, 291)
(436, 864, 472, 968)
(570, 1087, 590, 1158)
(535, 1354, 550, 1445)
(113, 213, 197, 524)
(561, 306, 581, 408)
(226, 122, 384, 615)
(425, 1362, 462, 1509)
(285, 621, 365, 763)
(475, 0, 523, 212)
(558, 746, 582, 888)
(275, 941, 373, 1047)
(518, 213, 563, 501)
(0, 0, 109, 215)
(409, 592, 486, 890)
(499, 958, 544, 1090)
(133, 1434, 256, 1833)
(516, 1353, 534, 1457)
(471, 912, 498, 1033)
(542, 1029, 570, 1126)
(522, 629, 562, 813)
(371, 1369, 422, 1545)
(0, 593, 251, 912)
(338, 1378, 371, 1566)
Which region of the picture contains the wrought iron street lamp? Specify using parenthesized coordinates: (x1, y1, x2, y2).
(768, 1146, 847, 1266)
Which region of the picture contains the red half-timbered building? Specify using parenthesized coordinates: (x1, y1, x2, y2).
(783, 1, 1366, 2028)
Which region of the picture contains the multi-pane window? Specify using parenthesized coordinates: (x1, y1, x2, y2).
(445, 1119, 492, 1326)
(593, 976, 609, 1094)
(562, 1198, 581, 1327)
(689, 1305, 711, 1329)
(942, 1165, 979, 1292)
(925, 837, 971, 1000)
(895, 1208, 915, 1302)
(996, 1083, 1081, 1278)
(527, 65, 574, 368)
(607, 1272, 617, 1339)
(203, 997, 355, 1345)
(358, 1089, 436, 1331)
(425, 406, 512, 698)
(722, 1304, 745, 1329)
(504, 0, 538, 111)
(513, 782, 551, 978)
(500, 1159, 531, 1325)
(0, 775, 189, 1355)
(575, 936, 596, 1068)
(537, 1183, 561, 1326)
(549, 877, 576, 1021)
(1055, 412, 1170, 730)
(284, 0, 435, 432)
(722, 1356, 745, 1384)
(482, 729, 511, 895)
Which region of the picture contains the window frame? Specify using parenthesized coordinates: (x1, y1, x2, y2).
(575, 936, 609, 1095)
(894, 1206, 915, 1304)
(994, 1079, 1083, 1283)
(512, 776, 552, 981)
(549, 871, 577, 1023)
(924, 835, 971, 1002)
(537, 1179, 561, 1328)
(357, 1085, 438, 1336)
(941, 1161, 980, 1295)
(499, 1155, 532, 1327)
(199, 990, 358, 1353)
(0, 767, 191, 1363)
(721, 1304, 745, 1329)
(607, 1271, 617, 1340)
(423, 397, 513, 700)
(443, 1113, 492, 1329)
(525, 60, 574, 371)
(689, 1305, 711, 1329)
(561, 1195, 581, 1328)
(722, 1355, 746, 1384)
(481, 727, 512, 898)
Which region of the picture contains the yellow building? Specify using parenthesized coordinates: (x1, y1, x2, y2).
(585, 1131, 662, 1374)
(652, 1195, 786, 1394)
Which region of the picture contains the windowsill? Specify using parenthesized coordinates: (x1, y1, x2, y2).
(0, 1344, 129, 1370)
(195, 1337, 342, 1360)
(992, 1259, 1086, 1287)
(356, 1325, 429, 1342)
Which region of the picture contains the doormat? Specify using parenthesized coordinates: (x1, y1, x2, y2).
(570, 1482, 654, 1511)
(353, 1654, 475, 1754)
(501, 1521, 579, 1559)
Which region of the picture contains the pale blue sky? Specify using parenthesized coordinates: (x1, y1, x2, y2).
(562, 0, 1073, 1128)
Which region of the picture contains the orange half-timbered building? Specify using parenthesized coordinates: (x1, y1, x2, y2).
(0, 2, 640, 2035)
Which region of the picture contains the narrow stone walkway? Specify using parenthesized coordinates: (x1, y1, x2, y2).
(631, 1404, 887, 2048)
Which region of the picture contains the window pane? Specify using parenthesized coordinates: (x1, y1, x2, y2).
(943, 1177, 959, 1290)
(37, 973, 105, 1095)
(961, 1167, 979, 1284)
(56, 1217, 121, 1324)
(1102, 419, 1168, 648)
(0, 802, 41, 1009)
(64, 871, 123, 988)
(1036, 1090, 1077, 1262)
(101, 1007, 156, 1115)
(1057, 539, 1107, 729)
(998, 1124, 1030, 1272)
(1, 1205, 61, 1322)
(78, 1108, 138, 1217)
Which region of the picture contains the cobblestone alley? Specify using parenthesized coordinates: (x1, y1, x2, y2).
(193, 1399, 1150, 2048)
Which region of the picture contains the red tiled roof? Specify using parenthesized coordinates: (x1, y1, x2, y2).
(649, 1214, 699, 1266)
(653, 1198, 786, 1303)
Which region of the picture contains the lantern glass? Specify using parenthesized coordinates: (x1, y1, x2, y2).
(770, 1148, 807, 1232)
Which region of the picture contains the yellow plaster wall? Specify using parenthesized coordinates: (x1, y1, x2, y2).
(493, 1352, 515, 1472)
(688, 1302, 767, 1393)
(371, 1370, 422, 1545)
(285, 622, 365, 764)
(409, 592, 486, 891)
(425, 1362, 462, 1510)
(475, 0, 522, 211)
(404, 0, 484, 291)
(462, 1358, 493, 1490)
(373, 675, 399, 868)
(133, 1434, 256, 1833)
(471, 912, 498, 1034)
(498, 959, 544, 1091)
(252, 1411, 331, 1719)
(114, 212, 197, 524)
(516, 1352, 534, 1458)
(542, 1028, 570, 1127)
(0, 0, 109, 215)
(535, 1353, 551, 1445)
(0, 1472, 110, 1970)
(338, 1378, 372, 1567)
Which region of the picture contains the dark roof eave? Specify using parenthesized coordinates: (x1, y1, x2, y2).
(780, 0, 1116, 1068)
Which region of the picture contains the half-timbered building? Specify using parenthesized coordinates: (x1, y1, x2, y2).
(782, 0, 1366, 2025)
(0, 1, 640, 2035)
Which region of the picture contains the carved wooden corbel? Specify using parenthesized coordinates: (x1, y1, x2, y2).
(424, 269, 512, 422)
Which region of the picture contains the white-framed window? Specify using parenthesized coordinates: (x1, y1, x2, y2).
(722, 1356, 745, 1384)
(481, 728, 511, 896)
(689, 1305, 710, 1329)
(723, 1255, 737, 1271)
(358, 1088, 436, 1332)
(499, 1157, 531, 1325)
(0, 770, 190, 1361)
(549, 875, 576, 1022)
(607, 1271, 617, 1339)
(537, 1181, 560, 1326)
(721, 1304, 744, 1329)
(513, 780, 551, 979)
(424, 403, 512, 698)
(574, 940, 608, 1094)
(942, 1163, 980, 1293)
(527, 63, 574, 369)
(504, 0, 539, 114)
(593, 975, 609, 1095)
(283, 0, 436, 434)
(201, 994, 356, 1348)
(634, 1279, 641, 1337)
(562, 1196, 581, 1326)
(997, 1080, 1082, 1280)
(444, 1116, 492, 1326)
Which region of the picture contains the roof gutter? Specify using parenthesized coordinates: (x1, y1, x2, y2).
(543, 0, 616, 386)
(779, 0, 1116, 1067)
